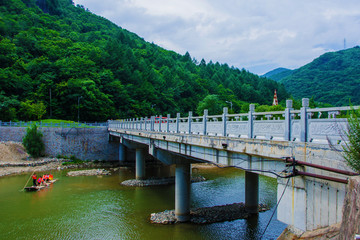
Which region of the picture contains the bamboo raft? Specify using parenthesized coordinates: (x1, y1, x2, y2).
(24, 179, 57, 192)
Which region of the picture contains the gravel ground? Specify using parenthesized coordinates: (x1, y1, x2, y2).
(121, 176, 206, 187)
(67, 169, 111, 176)
(150, 203, 269, 224)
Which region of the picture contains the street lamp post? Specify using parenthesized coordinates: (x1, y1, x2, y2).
(78, 96, 83, 123)
(226, 101, 233, 111)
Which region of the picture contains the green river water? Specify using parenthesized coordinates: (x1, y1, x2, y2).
(0, 167, 286, 240)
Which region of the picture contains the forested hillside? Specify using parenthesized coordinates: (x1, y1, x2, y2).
(276, 47, 360, 106)
(0, 0, 289, 121)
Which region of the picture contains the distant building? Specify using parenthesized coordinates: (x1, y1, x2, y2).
(272, 89, 278, 106)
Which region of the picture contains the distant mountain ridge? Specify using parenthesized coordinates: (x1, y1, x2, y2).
(264, 47, 360, 106)
(262, 68, 293, 82)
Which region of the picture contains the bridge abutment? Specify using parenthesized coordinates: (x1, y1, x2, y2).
(245, 171, 259, 214)
(175, 161, 191, 222)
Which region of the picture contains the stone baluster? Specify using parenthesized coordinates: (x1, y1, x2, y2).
(167, 114, 171, 133)
(188, 111, 192, 134)
(151, 116, 155, 131)
(158, 115, 162, 132)
(300, 98, 309, 142)
(248, 104, 255, 138)
(203, 109, 208, 135)
(176, 113, 180, 133)
(284, 100, 293, 141)
(222, 107, 228, 136)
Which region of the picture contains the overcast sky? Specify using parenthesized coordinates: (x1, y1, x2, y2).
(72, 0, 360, 75)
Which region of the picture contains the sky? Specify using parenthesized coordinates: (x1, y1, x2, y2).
(72, 0, 360, 75)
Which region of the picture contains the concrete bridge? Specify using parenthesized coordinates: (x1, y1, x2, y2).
(108, 98, 358, 233)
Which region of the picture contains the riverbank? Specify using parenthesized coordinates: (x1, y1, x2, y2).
(0, 141, 121, 177)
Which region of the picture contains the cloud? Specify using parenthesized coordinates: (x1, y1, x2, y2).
(73, 0, 360, 74)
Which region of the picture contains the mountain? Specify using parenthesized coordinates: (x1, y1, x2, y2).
(278, 47, 360, 106)
(0, 0, 289, 121)
(262, 68, 293, 82)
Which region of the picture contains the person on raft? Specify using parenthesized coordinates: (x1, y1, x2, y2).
(37, 176, 43, 186)
(32, 174, 37, 186)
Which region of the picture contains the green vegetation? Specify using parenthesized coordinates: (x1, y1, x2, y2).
(271, 47, 360, 106)
(22, 123, 44, 158)
(0, 0, 289, 121)
(262, 68, 293, 82)
(342, 108, 360, 172)
(57, 154, 86, 165)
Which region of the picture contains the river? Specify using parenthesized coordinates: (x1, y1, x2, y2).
(0, 166, 286, 239)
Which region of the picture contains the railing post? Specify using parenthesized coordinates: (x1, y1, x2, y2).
(144, 117, 147, 130)
(248, 104, 255, 138)
(203, 109, 208, 135)
(133, 118, 135, 129)
(159, 115, 162, 132)
(284, 100, 293, 141)
(222, 107, 228, 136)
(176, 113, 180, 133)
(188, 111, 192, 134)
(151, 116, 155, 131)
(167, 114, 170, 132)
(300, 98, 309, 142)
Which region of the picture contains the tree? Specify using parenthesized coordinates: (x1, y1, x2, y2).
(196, 95, 222, 116)
(342, 108, 360, 172)
(22, 124, 44, 158)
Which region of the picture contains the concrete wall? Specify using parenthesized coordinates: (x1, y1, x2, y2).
(0, 127, 118, 161)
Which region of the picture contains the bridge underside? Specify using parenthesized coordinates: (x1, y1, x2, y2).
(109, 129, 348, 232)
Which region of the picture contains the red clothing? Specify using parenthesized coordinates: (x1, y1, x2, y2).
(32, 175, 37, 180)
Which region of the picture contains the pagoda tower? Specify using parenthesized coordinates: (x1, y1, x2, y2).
(272, 89, 278, 106)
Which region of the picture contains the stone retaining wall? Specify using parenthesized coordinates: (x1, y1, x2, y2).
(0, 127, 118, 161)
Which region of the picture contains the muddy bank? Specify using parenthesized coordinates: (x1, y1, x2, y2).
(150, 203, 269, 224)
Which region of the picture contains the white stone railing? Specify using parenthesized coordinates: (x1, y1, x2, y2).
(108, 98, 359, 144)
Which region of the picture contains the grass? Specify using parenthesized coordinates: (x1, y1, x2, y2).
(2, 119, 106, 128)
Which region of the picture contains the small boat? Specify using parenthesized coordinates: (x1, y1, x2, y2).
(24, 179, 58, 192)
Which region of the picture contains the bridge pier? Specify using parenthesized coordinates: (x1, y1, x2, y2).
(245, 171, 259, 214)
(136, 149, 146, 180)
(175, 162, 191, 222)
(119, 143, 126, 163)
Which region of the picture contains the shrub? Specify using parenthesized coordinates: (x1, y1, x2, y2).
(342, 108, 360, 172)
(22, 124, 44, 158)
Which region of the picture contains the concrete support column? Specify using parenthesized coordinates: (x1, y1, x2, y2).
(248, 104, 255, 138)
(135, 149, 146, 180)
(175, 162, 191, 222)
(203, 109, 208, 135)
(245, 171, 259, 214)
(222, 107, 228, 136)
(300, 98, 309, 142)
(284, 100, 293, 141)
(119, 143, 126, 163)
